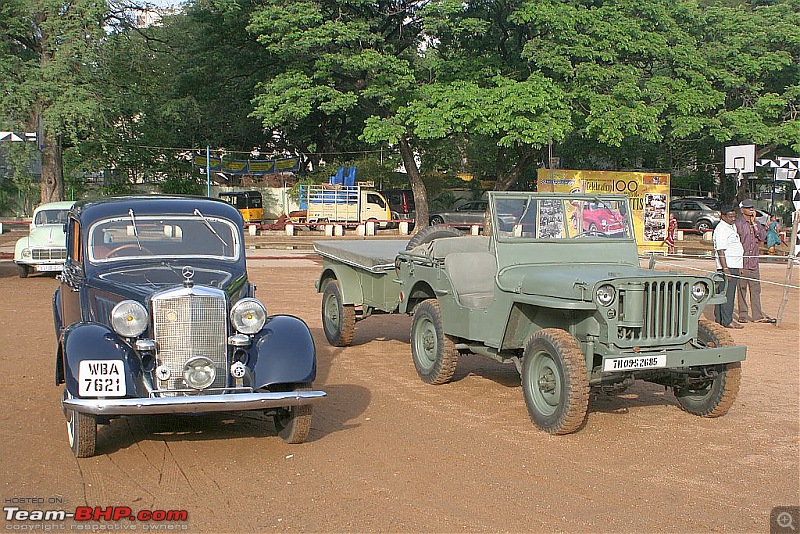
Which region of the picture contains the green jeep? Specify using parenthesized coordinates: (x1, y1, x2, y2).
(315, 192, 745, 434)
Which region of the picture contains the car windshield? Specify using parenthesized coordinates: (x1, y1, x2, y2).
(87, 215, 240, 263)
(34, 209, 69, 226)
(494, 196, 633, 240)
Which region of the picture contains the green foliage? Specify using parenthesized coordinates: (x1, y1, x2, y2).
(159, 175, 204, 195)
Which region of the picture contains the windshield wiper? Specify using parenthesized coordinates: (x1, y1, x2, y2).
(129, 209, 143, 250)
(194, 208, 229, 247)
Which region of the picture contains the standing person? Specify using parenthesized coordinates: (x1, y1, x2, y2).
(712, 206, 744, 329)
(734, 199, 775, 323)
(663, 214, 677, 254)
(766, 215, 782, 254)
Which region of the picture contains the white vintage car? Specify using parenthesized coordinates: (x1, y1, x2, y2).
(14, 201, 76, 277)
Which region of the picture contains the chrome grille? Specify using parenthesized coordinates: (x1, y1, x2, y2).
(32, 248, 67, 260)
(152, 289, 228, 394)
(616, 280, 690, 344)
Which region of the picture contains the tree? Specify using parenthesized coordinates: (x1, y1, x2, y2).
(0, 0, 109, 204)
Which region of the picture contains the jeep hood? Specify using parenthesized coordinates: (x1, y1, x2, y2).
(497, 263, 660, 302)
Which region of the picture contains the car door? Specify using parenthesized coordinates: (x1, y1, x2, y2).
(58, 216, 85, 335)
(460, 201, 487, 225)
(669, 201, 688, 228)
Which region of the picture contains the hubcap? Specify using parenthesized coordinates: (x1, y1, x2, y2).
(324, 294, 339, 330)
(415, 318, 437, 369)
(528, 349, 562, 416)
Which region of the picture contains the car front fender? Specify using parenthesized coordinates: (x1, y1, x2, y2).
(249, 314, 316, 389)
(61, 322, 143, 397)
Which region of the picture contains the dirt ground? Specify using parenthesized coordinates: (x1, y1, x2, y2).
(0, 251, 798, 533)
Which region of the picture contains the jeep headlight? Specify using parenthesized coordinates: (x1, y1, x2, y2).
(230, 298, 267, 334)
(596, 284, 616, 307)
(111, 300, 148, 338)
(692, 281, 709, 301)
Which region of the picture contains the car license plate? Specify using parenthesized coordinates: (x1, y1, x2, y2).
(603, 354, 667, 372)
(36, 264, 62, 272)
(79, 360, 126, 397)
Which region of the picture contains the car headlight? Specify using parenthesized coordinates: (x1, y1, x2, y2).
(111, 300, 148, 338)
(183, 356, 216, 390)
(692, 281, 709, 301)
(230, 298, 267, 334)
(596, 284, 616, 307)
(22, 248, 31, 258)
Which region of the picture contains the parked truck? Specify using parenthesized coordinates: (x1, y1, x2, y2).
(314, 191, 746, 435)
(294, 184, 392, 228)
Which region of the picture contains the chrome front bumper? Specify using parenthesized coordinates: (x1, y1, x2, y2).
(64, 390, 326, 416)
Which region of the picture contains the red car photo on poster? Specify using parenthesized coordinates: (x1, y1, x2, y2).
(581, 202, 626, 236)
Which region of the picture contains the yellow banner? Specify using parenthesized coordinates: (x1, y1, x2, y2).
(537, 169, 670, 251)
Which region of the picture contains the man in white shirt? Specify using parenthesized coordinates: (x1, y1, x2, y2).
(712, 206, 744, 329)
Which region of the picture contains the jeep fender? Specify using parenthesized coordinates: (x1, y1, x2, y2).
(316, 265, 364, 305)
(60, 322, 143, 397)
(249, 315, 316, 388)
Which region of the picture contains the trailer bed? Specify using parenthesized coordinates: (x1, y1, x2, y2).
(314, 240, 409, 273)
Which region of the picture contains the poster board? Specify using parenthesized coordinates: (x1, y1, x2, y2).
(537, 169, 670, 252)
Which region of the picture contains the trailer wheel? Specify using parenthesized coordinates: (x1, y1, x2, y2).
(521, 329, 589, 435)
(674, 320, 741, 417)
(406, 225, 462, 250)
(321, 279, 356, 346)
(410, 299, 459, 384)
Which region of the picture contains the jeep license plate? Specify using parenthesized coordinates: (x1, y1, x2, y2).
(79, 360, 126, 397)
(603, 354, 667, 372)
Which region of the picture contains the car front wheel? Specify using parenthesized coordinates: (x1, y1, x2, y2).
(674, 320, 741, 417)
(273, 385, 313, 444)
(64, 389, 97, 458)
(16, 264, 30, 278)
(521, 329, 589, 435)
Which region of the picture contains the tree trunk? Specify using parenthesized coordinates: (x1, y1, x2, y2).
(40, 133, 64, 204)
(399, 136, 429, 229)
(494, 148, 539, 191)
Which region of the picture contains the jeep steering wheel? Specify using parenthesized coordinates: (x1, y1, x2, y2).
(575, 229, 609, 238)
(106, 244, 152, 257)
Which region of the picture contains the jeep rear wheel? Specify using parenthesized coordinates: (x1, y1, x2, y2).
(273, 385, 313, 444)
(674, 320, 741, 417)
(410, 299, 459, 384)
(321, 279, 356, 346)
(64, 389, 97, 458)
(521, 329, 589, 435)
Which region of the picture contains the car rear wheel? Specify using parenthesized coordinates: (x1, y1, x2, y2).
(321, 279, 356, 346)
(273, 385, 313, 444)
(410, 299, 459, 384)
(521, 329, 589, 435)
(64, 389, 97, 458)
(674, 320, 741, 417)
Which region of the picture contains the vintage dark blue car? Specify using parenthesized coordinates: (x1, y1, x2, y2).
(53, 196, 325, 457)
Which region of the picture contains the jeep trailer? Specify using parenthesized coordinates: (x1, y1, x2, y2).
(315, 192, 746, 435)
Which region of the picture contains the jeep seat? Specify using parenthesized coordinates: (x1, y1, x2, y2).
(444, 251, 496, 309)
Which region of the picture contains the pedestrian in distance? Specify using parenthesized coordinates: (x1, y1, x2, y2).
(766, 215, 782, 255)
(734, 199, 776, 324)
(712, 206, 744, 329)
(663, 214, 677, 254)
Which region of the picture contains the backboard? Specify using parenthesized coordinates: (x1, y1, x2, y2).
(724, 144, 756, 174)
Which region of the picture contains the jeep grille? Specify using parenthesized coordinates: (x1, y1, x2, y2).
(32, 248, 67, 260)
(615, 280, 690, 345)
(152, 290, 228, 394)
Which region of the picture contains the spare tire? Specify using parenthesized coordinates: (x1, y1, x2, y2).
(406, 225, 463, 250)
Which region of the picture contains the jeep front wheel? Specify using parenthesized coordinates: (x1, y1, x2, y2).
(64, 389, 97, 457)
(410, 299, 459, 384)
(674, 320, 741, 417)
(321, 279, 356, 347)
(521, 329, 589, 435)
